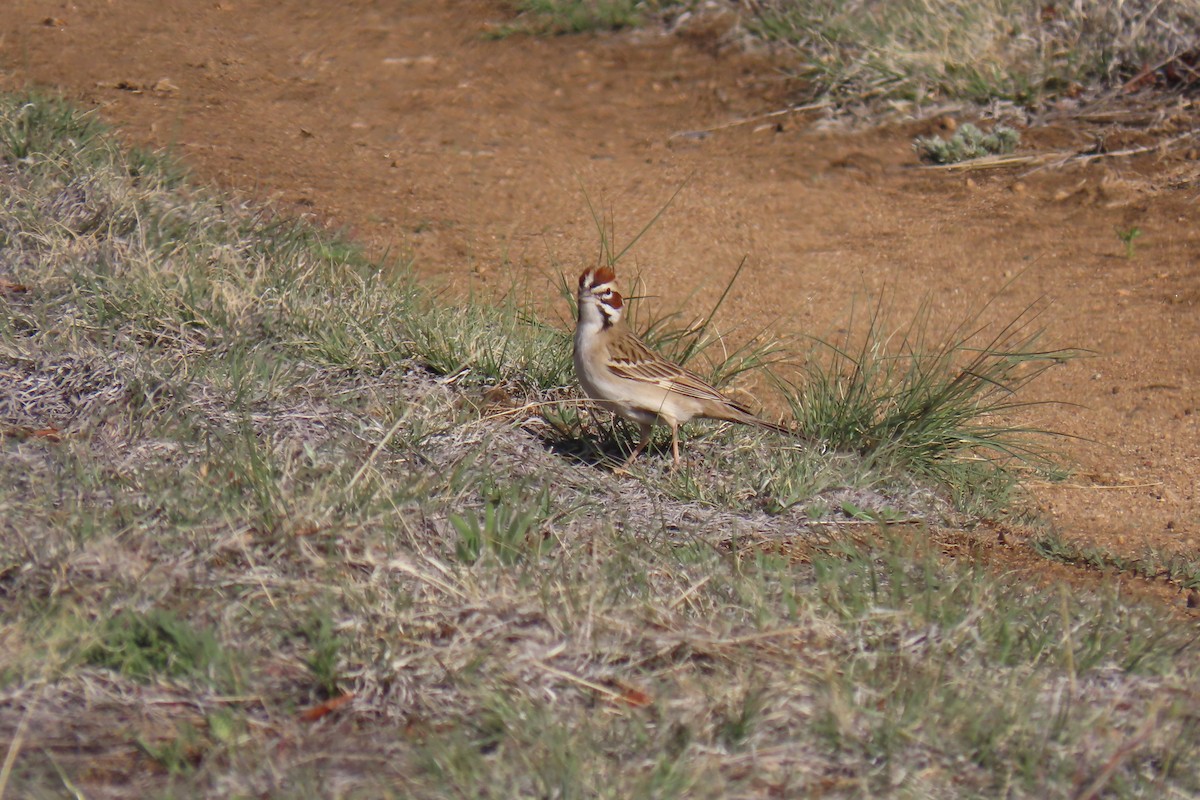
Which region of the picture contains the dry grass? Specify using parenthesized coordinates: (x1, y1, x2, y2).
(1, 93, 1198, 799)
(743, 0, 1200, 106)
(498, 0, 1200, 106)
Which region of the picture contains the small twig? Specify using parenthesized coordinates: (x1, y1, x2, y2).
(1028, 481, 1164, 490)
(669, 101, 832, 140)
(697, 624, 816, 647)
(920, 153, 1051, 172)
(1023, 128, 1199, 177)
(1072, 698, 1165, 800)
(668, 575, 712, 610)
(1063, 127, 1199, 167)
(144, 694, 265, 707)
(43, 751, 86, 800)
(470, 397, 591, 427)
(344, 412, 408, 495)
(384, 555, 467, 600)
(809, 517, 926, 526)
(536, 662, 625, 703)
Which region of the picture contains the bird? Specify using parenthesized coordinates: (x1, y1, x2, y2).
(572, 264, 789, 470)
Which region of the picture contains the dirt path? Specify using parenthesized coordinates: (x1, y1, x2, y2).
(4, 0, 1198, 592)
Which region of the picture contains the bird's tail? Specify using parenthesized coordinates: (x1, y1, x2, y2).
(721, 404, 798, 437)
(751, 416, 793, 436)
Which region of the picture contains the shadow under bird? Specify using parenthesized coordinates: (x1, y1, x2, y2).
(573, 265, 790, 469)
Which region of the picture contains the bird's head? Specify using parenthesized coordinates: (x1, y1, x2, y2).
(577, 265, 623, 327)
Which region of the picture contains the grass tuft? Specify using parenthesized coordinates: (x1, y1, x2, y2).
(914, 122, 1020, 164)
(450, 479, 557, 564)
(84, 609, 236, 688)
(783, 292, 1076, 512)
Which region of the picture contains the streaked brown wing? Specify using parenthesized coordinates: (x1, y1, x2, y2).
(608, 336, 731, 404)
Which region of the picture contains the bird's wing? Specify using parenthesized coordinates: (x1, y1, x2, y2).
(607, 335, 737, 406)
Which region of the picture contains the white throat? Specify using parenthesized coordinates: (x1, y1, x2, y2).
(577, 286, 621, 330)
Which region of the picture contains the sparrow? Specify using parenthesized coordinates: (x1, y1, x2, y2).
(573, 265, 788, 469)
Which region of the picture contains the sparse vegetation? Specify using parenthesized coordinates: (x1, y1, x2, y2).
(1116, 224, 1143, 259)
(1034, 530, 1200, 590)
(914, 122, 1021, 164)
(491, 0, 647, 36)
(505, 0, 1200, 106)
(1, 92, 1197, 798)
(744, 0, 1200, 104)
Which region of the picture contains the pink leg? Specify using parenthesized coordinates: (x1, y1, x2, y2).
(670, 421, 681, 470)
(621, 422, 654, 469)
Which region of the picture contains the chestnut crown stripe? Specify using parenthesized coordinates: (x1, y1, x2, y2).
(581, 265, 616, 288)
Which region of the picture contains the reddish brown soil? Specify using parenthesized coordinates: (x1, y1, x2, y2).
(4, 1, 1198, 600)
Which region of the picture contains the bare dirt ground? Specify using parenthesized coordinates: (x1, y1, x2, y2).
(3, 0, 1198, 600)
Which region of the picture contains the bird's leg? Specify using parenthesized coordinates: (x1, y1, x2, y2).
(669, 421, 681, 471)
(619, 422, 654, 471)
